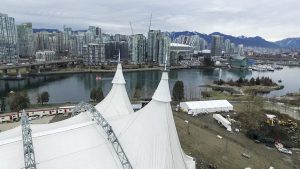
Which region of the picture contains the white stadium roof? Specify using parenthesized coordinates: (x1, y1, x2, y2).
(0, 63, 195, 169)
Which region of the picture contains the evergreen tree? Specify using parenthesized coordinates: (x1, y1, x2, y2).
(41, 91, 50, 104)
(255, 77, 261, 85)
(172, 81, 184, 101)
(237, 77, 244, 84)
(95, 87, 104, 102)
(133, 83, 142, 99)
(0, 97, 6, 112)
(90, 88, 97, 101)
(249, 77, 255, 86)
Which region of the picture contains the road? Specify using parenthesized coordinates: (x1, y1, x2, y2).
(0, 59, 82, 71)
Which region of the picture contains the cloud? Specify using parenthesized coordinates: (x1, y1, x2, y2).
(1, 0, 299, 40)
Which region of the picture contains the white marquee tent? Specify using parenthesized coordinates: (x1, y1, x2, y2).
(180, 100, 233, 115)
(0, 63, 195, 169)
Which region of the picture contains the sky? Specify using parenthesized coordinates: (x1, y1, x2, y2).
(1, 0, 300, 41)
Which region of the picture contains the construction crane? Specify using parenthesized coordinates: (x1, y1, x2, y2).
(148, 13, 152, 32)
(129, 22, 134, 35)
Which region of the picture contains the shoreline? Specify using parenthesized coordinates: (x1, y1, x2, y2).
(1, 66, 192, 77)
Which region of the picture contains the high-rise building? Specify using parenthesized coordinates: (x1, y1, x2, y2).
(57, 32, 64, 53)
(147, 30, 161, 63)
(224, 39, 231, 57)
(211, 35, 223, 57)
(0, 13, 18, 63)
(104, 41, 129, 61)
(132, 34, 146, 64)
(158, 34, 170, 66)
(86, 26, 101, 43)
(34, 31, 49, 51)
(238, 44, 244, 56)
(199, 37, 207, 51)
(17, 22, 34, 57)
(48, 33, 58, 51)
(147, 30, 170, 65)
(230, 43, 235, 55)
(63, 26, 72, 52)
(83, 43, 105, 66)
(70, 34, 84, 57)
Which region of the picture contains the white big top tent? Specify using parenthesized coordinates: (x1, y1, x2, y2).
(0, 62, 195, 169)
(95, 61, 134, 121)
(180, 100, 233, 115)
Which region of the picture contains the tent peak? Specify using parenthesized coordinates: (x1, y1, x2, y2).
(112, 63, 126, 84)
(152, 71, 171, 102)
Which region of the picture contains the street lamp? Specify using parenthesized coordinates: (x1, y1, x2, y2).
(184, 120, 190, 135)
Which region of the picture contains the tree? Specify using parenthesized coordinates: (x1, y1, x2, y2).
(90, 88, 97, 101)
(37, 91, 50, 105)
(249, 77, 255, 86)
(133, 83, 142, 99)
(90, 87, 104, 102)
(41, 91, 50, 104)
(255, 77, 261, 85)
(203, 56, 214, 66)
(237, 77, 244, 84)
(36, 93, 42, 104)
(0, 97, 6, 112)
(173, 81, 184, 101)
(9, 92, 30, 112)
(95, 87, 104, 102)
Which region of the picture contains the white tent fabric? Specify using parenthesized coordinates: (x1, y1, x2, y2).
(110, 71, 195, 169)
(180, 100, 233, 115)
(0, 113, 122, 169)
(95, 63, 134, 120)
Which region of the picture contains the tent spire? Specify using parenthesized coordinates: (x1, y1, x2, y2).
(164, 52, 168, 71)
(118, 50, 121, 63)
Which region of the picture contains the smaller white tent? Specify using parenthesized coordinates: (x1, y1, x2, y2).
(180, 100, 233, 115)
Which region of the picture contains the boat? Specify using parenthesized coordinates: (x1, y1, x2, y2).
(250, 65, 276, 71)
(273, 64, 284, 70)
(266, 65, 275, 71)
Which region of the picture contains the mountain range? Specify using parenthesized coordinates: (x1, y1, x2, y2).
(33, 28, 87, 33)
(166, 31, 300, 49)
(275, 38, 300, 49)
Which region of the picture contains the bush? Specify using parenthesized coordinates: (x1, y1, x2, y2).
(201, 91, 211, 98)
(37, 91, 50, 105)
(9, 92, 30, 111)
(213, 80, 225, 85)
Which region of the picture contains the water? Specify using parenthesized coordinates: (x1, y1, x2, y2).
(0, 67, 299, 105)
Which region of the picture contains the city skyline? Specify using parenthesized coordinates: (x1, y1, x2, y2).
(1, 0, 300, 41)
